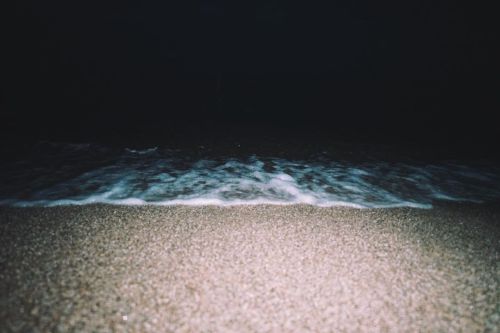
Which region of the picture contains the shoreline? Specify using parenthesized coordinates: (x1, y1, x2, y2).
(1, 204, 499, 332)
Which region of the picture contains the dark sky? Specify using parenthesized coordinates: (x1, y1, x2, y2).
(3, 1, 498, 147)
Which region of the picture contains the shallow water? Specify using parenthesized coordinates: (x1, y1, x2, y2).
(1, 141, 499, 208)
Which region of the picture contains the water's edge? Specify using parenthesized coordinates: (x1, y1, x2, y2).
(1, 141, 499, 208)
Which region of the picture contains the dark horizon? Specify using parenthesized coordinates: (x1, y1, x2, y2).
(3, 1, 498, 156)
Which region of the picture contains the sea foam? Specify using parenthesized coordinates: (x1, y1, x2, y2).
(1, 143, 499, 208)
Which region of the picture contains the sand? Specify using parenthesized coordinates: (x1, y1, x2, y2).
(0, 204, 499, 332)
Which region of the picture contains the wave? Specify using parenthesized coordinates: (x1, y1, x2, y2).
(1, 148, 499, 208)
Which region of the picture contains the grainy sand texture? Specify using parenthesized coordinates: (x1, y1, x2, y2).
(0, 204, 499, 332)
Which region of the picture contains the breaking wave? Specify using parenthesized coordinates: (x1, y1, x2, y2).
(1, 142, 499, 208)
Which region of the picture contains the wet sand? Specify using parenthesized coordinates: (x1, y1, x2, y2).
(0, 204, 499, 332)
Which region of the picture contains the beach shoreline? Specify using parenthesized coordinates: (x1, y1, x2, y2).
(1, 203, 499, 332)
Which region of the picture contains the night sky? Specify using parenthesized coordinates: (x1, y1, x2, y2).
(3, 1, 499, 151)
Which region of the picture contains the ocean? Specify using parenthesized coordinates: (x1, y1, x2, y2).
(1, 140, 499, 208)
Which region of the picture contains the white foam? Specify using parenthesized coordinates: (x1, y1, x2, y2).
(2, 152, 499, 209)
(125, 147, 158, 155)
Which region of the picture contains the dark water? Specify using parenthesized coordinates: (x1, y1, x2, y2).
(0, 140, 499, 208)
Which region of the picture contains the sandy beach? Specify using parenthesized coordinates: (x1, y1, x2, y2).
(0, 204, 498, 332)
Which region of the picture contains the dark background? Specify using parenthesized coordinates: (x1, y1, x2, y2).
(2, 1, 499, 154)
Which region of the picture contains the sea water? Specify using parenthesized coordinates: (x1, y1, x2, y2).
(1, 141, 499, 208)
